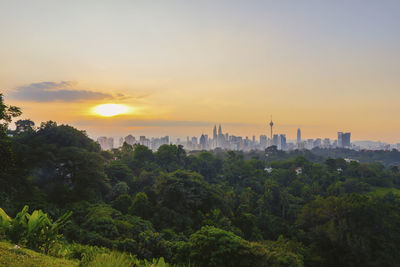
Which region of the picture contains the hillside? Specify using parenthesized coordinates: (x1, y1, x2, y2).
(0, 241, 78, 267)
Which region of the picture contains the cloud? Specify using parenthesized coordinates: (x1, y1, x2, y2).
(9, 81, 120, 102)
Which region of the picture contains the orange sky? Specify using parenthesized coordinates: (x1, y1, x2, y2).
(1, 1, 400, 142)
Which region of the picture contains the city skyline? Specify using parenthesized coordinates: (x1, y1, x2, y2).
(96, 121, 397, 152)
(1, 1, 400, 142)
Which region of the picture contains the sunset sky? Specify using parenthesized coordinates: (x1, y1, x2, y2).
(1, 1, 400, 142)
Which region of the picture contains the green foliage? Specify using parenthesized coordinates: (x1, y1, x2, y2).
(112, 194, 132, 214)
(129, 192, 152, 219)
(87, 251, 133, 267)
(15, 119, 35, 134)
(297, 194, 400, 266)
(188, 226, 244, 267)
(0, 205, 72, 254)
(0, 241, 78, 267)
(155, 144, 186, 172)
(0, 93, 21, 135)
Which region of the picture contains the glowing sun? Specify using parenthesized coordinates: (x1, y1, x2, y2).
(92, 104, 130, 117)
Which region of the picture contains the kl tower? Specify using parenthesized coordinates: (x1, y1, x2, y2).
(269, 116, 274, 140)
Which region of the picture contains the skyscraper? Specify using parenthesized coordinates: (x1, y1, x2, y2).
(342, 133, 351, 147)
(269, 117, 274, 140)
(273, 134, 279, 147)
(279, 134, 287, 150)
(337, 132, 351, 148)
(199, 134, 207, 150)
(213, 125, 217, 140)
(338, 132, 343, 147)
(297, 128, 301, 143)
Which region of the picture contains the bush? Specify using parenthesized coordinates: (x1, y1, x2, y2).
(0, 205, 72, 254)
(87, 251, 133, 267)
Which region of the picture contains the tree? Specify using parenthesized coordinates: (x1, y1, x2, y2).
(129, 192, 152, 219)
(112, 194, 132, 214)
(15, 119, 35, 134)
(105, 161, 134, 186)
(189, 226, 244, 267)
(0, 93, 21, 135)
(297, 194, 400, 267)
(0, 94, 21, 189)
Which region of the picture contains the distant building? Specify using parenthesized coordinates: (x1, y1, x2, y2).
(97, 136, 108, 150)
(323, 138, 331, 148)
(260, 135, 267, 147)
(124, 134, 136, 146)
(273, 134, 279, 147)
(297, 128, 301, 144)
(199, 134, 207, 150)
(191, 136, 198, 146)
(107, 137, 114, 150)
(313, 138, 322, 148)
(279, 134, 287, 150)
(342, 133, 351, 147)
(338, 132, 351, 148)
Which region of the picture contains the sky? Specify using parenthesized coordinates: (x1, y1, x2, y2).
(1, 0, 400, 142)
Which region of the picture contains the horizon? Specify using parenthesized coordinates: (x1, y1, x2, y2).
(1, 1, 400, 143)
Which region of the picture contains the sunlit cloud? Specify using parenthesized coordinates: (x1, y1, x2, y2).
(9, 81, 125, 102)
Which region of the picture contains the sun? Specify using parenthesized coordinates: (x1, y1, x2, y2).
(92, 104, 130, 117)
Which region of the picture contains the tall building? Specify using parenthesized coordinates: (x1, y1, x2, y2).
(107, 137, 114, 150)
(279, 134, 287, 150)
(213, 125, 217, 141)
(269, 117, 274, 140)
(260, 135, 267, 147)
(338, 132, 351, 148)
(297, 128, 301, 143)
(191, 136, 198, 145)
(342, 133, 351, 147)
(338, 132, 343, 147)
(124, 134, 136, 146)
(97, 136, 108, 150)
(273, 134, 279, 147)
(199, 134, 207, 150)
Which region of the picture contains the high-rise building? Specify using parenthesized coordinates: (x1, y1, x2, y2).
(107, 137, 114, 150)
(213, 125, 217, 140)
(273, 134, 279, 147)
(260, 135, 267, 147)
(124, 134, 136, 146)
(323, 138, 331, 148)
(297, 128, 301, 144)
(313, 138, 322, 148)
(279, 134, 287, 150)
(338, 132, 351, 148)
(199, 134, 207, 150)
(338, 132, 343, 147)
(191, 136, 198, 145)
(97, 136, 108, 150)
(269, 117, 274, 140)
(342, 133, 351, 148)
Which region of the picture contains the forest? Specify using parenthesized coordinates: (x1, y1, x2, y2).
(1, 94, 400, 267)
